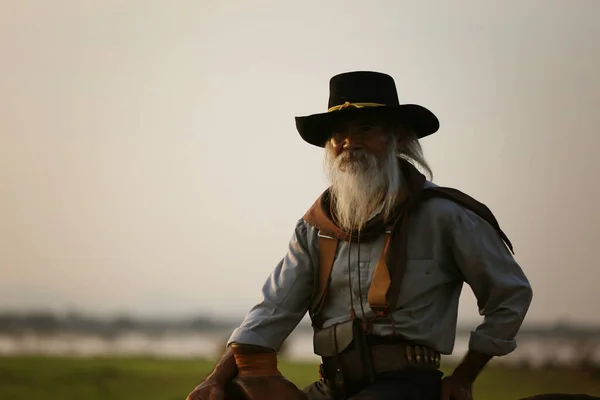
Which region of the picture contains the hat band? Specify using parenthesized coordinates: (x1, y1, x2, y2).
(327, 101, 386, 113)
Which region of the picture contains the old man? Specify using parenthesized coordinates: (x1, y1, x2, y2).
(187, 71, 533, 400)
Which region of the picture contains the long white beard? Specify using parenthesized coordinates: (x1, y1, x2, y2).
(324, 142, 401, 232)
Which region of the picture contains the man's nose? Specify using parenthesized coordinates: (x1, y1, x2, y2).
(343, 135, 362, 150)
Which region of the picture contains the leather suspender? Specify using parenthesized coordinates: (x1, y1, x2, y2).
(366, 232, 393, 317)
(310, 231, 393, 325)
(309, 232, 339, 326)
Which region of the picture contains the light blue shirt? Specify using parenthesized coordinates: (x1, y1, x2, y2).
(228, 182, 533, 357)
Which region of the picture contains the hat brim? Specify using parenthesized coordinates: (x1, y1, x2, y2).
(295, 104, 439, 148)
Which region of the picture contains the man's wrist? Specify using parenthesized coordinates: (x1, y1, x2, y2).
(452, 350, 493, 384)
(206, 346, 238, 385)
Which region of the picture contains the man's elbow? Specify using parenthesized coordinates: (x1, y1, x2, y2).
(520, 279, 534, 314)
(510, 279, 533, 323)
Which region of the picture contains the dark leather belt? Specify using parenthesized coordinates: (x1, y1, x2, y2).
(319, 342, 442, 397)
(370, 342, 441, 373)
(320, 342, 441, 382)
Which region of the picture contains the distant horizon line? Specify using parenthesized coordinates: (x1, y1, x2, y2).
(1, 308, 599, 329)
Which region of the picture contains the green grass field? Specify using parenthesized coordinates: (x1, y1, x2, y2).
(0, 356, 599, 400)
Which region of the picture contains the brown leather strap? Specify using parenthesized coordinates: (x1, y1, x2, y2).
(367, 233, 392, 316)
(384, 199, 414, 316)
(310, 233, 339, 324)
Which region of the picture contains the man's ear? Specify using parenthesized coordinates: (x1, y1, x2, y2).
(393, 123, 409, 150)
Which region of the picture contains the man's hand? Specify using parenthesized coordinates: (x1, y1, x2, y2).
(440, 350, 492, 400)
(440, 375, 473, 400)
(186, 378, 226, 400)
(185, 346, 238, 400)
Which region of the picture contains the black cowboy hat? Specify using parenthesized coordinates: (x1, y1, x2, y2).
(295, 71, 439, 147)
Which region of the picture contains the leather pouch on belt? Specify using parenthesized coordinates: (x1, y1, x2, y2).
(313, 319, 374, 390)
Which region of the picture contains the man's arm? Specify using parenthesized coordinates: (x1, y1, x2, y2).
(449, 207, 533, 381)
(187, 220, 315, 399)
(227, 218, 315, 350)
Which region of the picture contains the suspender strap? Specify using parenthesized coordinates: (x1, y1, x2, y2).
(313, 231, 396, 321)
(383, 199, 414, 316)
(367, 232, 392, 316)
(310, 233, 339, 324)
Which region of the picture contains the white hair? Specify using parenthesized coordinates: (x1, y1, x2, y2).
(396, 128, 433, 181)
(324, 126, 433, 232)
(324, 135, 401, 232)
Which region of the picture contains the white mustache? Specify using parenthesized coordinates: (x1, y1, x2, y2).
(324, 142, 401, 232)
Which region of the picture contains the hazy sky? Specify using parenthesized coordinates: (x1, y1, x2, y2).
(1, 1, 599, 326)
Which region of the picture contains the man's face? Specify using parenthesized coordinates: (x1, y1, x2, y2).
(324, 117, 401, 231)
(328, 118, 393, 166)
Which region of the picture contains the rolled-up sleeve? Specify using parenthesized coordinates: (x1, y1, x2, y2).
(227, 219, 314, 351)
(450, 207, 533, 357)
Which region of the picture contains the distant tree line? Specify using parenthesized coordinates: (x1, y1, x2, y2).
(0, 311, 598, 340)
(0, 311, 245, 336)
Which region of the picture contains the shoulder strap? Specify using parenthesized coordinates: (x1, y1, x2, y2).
(366, 233, 392, 317)
(309, 232, 339, 326)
